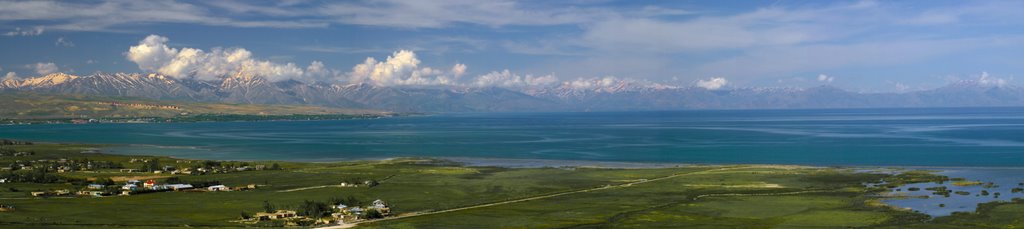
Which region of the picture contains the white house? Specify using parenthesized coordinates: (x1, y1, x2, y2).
(165, 184, 194, 190)
(121, 184, 138, 191)
(207, 185, 230, 191)
(372, 199, 388, 209)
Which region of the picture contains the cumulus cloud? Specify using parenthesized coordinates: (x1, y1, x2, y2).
(817, 74, 834, 83)
(3, 26, 43, 36)
(564, 76, 626, 90)
(696, 77, 728, 90)
(2, 72, 16, 81)
(893, 82, 911, 92)
(55, 37, 74, 47)
(556, 76, 677, 92)
(126, 35, 336, 82)
(348, 50, 460, 86)
(977, 71, 1009, 86)
(471, 69, 558, 88)
(30, 62, 58, 75)
(451, 63, 467, 78)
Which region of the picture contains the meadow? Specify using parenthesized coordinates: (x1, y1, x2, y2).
(0, 142, 1021, 228)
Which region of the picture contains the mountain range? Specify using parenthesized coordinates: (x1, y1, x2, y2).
(3, 72, 1024, 112)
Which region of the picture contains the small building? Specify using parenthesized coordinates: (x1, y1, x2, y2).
(207, 185, 230, 191)
(30, 192, 47, 197)
(334, 204, 348, 209)
(372, 199, 388, 208)
(122, 184, 138, 191)
(348, 207, 364, 215)
(77, 190, 106, 196)
(165, 184, 194, 190)
(254, 210, 297, 220)
(143, 180, 157, 188)
(87, 184, 105, 190)
(369, 199, 391, 215)
(119, 169, 138, 173)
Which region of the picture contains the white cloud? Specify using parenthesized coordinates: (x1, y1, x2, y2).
(564, 76, 625, 90)
(471, 69, 558, 88)
(317, 0, 611, 28)
(817, 74, 834, 83)
(126, 35, 334, 82)
(30, 62, 58, 75)
(55, 37, 74, 47)
(696, 77, 728, 90)
(2, 72, 17, 81)
(451, 63, 467, 78)
(348, 50, 458, 86)
(977, 71, 1009, 87)
(893, 82, 911, 92)
(3, 26, 43, 36)
(0, 1, 325, 32)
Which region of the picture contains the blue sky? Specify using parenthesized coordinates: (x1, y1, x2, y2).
(1, 0, 1023, 92)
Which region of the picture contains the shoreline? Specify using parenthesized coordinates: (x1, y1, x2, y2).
(20, 141, 1024, 169)
(6, 137, 1024, 170)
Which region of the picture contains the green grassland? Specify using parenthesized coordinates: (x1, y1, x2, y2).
(0, 92, 385, 120)
(0, 143, 1022, 228)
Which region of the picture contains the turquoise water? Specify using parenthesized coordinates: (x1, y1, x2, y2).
(1, 107, 1024, 166)
(881, 168, 1024, 216)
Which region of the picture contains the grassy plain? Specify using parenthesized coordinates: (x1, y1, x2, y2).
(0, 143, 1022, 228)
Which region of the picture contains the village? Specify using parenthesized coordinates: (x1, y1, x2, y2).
(1, 140, 398, 227)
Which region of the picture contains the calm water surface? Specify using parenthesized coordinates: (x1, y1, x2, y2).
(881, 168, 1024, 217)
(1, 108, 1023, 166)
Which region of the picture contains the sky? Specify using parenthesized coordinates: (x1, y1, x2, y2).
(1, 0, 1023, 92)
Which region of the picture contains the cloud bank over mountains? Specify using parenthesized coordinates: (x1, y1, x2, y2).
(126, 35, 331, 82)
(124, 35, 695, 90)
(4, 1, 1024, 92)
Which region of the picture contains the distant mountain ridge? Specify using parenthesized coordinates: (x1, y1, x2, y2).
(3, 72, 1024, 112)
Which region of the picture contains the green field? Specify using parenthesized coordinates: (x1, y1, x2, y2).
(0, 142, 1022, 228)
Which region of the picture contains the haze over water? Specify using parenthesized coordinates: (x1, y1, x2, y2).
(2, 107, 1023, 166)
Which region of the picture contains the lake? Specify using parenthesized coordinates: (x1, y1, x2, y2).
(1, 107, 1024, 166)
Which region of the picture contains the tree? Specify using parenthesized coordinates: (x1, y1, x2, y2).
(97, 177, 115, 186)
(140, 158, 160, 172)
(240, 211, 253, 219)
(262, 200, 275, 213)
(296, 200, 331, 218)
(364, 209, 384, 219)
(270, 163, 281, 170)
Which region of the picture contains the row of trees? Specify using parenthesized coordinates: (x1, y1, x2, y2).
(0, 139, 33, 145)
(139, 158, 161, 172)
(0, 168, 81, 184)
(251, 195, 384, 220)
(0, 148, 33, 156)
